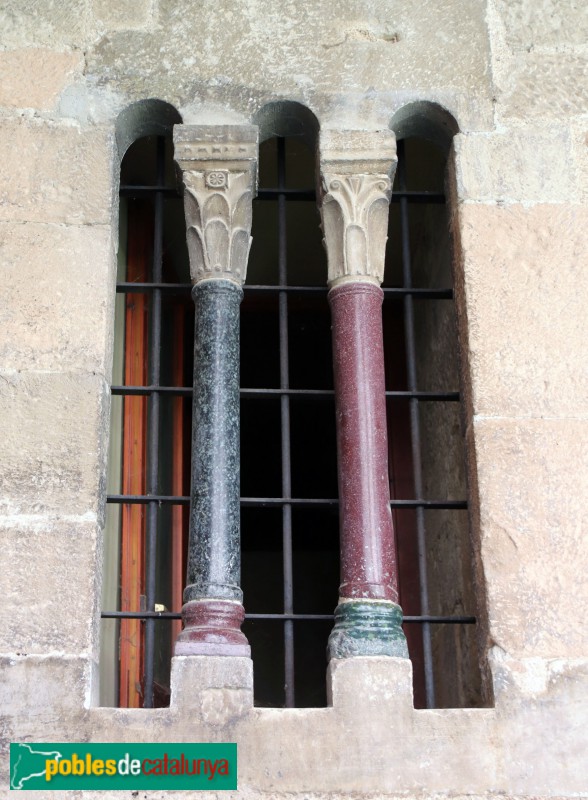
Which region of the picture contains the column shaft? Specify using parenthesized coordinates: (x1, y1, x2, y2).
(329, 282, 397, 603)
(175, 280, 249, 656)
(327, 282, 408, 660)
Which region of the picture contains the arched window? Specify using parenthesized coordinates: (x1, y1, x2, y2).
(100, 111, 486, 711)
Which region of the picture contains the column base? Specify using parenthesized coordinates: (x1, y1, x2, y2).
(174, 599, 251, 657)
(327, 599, 408, 660)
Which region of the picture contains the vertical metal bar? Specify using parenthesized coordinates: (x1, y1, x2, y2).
(397, 139, 436, 709)
(278, 137, 295, 708)
(143, 136, 165, 708)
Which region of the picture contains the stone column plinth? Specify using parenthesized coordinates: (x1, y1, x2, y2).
(319, 130, 408, 660)
(173, 124, 258, 657)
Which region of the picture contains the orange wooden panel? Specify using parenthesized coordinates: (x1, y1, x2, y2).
(119, 202, 150, 708)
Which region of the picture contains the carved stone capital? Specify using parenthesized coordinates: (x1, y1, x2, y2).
(174, 125, 259, 286)
(318, 130, 397, 287)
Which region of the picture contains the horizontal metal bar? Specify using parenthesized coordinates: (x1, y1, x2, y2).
(117, 282, 191, 293)
(257, 188, 315, 201)
(110, 385, 460, 402)
(116, 282, 453, 299)
(111, 385, 193, 396)
(101, 611, 475, 624)
(390, 191, 445, 204)
(119, 186, 444, 203)
(106, 494, 467, 510)
(107, 494, 190, 505)
(120, 185, 181, 197)
(102, 611, 182, 619)
(245, 614, 475, 623)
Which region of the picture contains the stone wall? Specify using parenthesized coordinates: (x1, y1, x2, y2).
(1, 0, 586, 797)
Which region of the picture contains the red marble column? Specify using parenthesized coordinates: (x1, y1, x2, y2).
(329, 281, 398, 603)
(327, 281, 407, 659)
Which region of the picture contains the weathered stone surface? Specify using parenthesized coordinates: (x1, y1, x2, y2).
(0, 118, 114, 225)
(571, 120, 588, 205)
(473, 417, 588, 659)
(0, 48, 83, 110)
(454, 128, 576, 204)
(0, 0, 92, 48)
(0, 222, 115, 374)
(84, 0, 493, 130)
(328, 656, 413, 710)
(490, 653, 588, 793)
(487, 0, 588, 123)
(0, 517, 100, 655)
(0, 656, 93, 768)
(489, 47, 588, 123)
(500, 52, 588, 121)
(491, 0, 588, 51)
(0, 372, 109, 517)
(92, 0, 155, 31)
(171, 656, 253, 722)
(456, 204, 588, 417)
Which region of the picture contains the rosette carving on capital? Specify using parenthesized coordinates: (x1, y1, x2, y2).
(321, 173, 392, 286)
(183, 169, 253, 285)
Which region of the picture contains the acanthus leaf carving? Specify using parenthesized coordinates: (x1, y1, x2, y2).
(182, 169, 254, 285)
(173, 124, 258, 286)
(320, 172, 392, 286)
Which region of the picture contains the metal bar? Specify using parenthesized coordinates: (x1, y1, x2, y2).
(117, 282, 453, 299)
(102, 611, 476, 623)
(120, 185, 180, 197)
(107, 494, 468, 509)
(112, 385, 460, 401)
(258, 188, 315, 201)
(277, 137, 295, 708)
(256, 189, 445, 203)
(142, 136, 166, 709)
(117, 283, 191, 293)
(391, 192, 445, 204)
(397, 138, 436, 709)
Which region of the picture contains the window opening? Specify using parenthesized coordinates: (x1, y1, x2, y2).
(386, 137, 483, 708)
(100, 130, 483, 711)
(241, 135, 338, 708)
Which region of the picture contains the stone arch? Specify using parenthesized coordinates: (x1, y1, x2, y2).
(389, 101, 459, 152)
(115, 99, 183, 163)
(253, 100, 320, 149)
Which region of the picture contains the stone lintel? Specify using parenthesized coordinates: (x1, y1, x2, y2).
(319, 128, 397, 176)
(318, 129, 397, 286)
(173, 124, 259, 285)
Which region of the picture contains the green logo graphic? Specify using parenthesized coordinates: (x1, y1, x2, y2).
(10, 743, 237, 791)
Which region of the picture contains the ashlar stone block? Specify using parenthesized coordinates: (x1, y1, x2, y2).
(0, 118, 114, 225)
(0, 371, 109, 517)
(491, 0, 588, 51)
(86, 0, 493, 130)
(0, 0, 92, 49)
(497, 51, 588, 122)
(473, 417, 588, 659)
(454, 128, 576, 204)
(455, 203, 588, 418)
(92, 0, 155, 31)
(0, 48, 83, 111)
(571, 120, 588, 206)
(490, 653, 588, 793)
(0, 517, 100, 656)
(0, 222, 115, 374)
